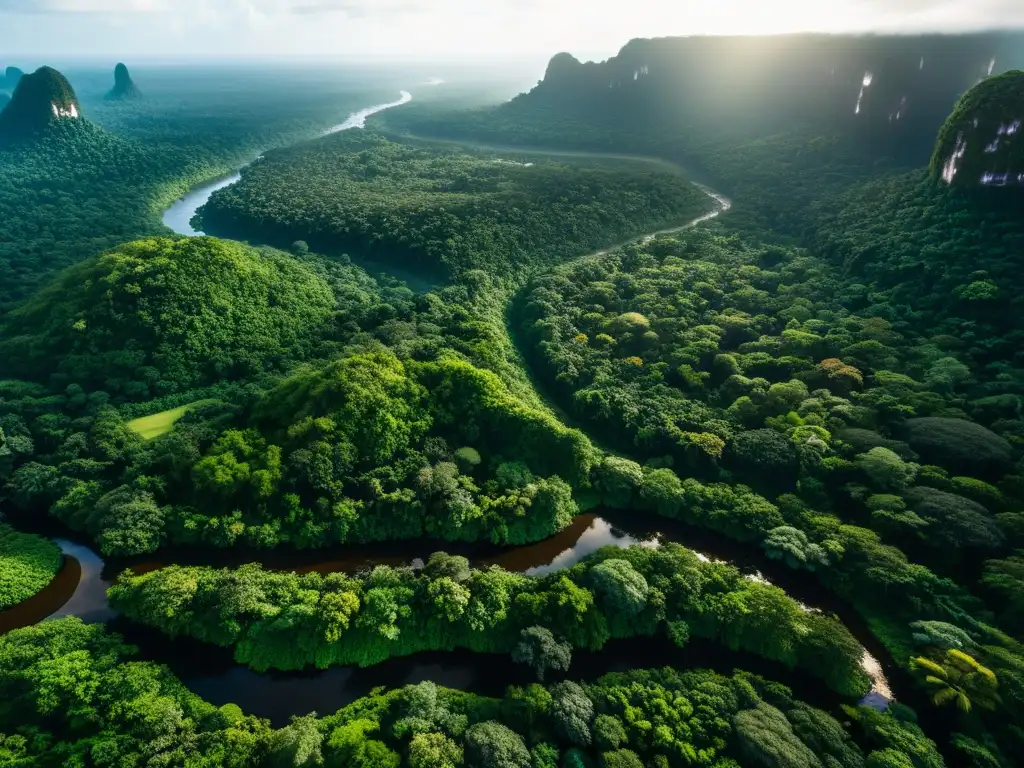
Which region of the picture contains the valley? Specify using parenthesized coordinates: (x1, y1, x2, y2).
(2, 30, 1024, 768)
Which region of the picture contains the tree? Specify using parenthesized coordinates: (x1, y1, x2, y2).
(905, 487, 1005, 553)
(762, 526, 829, 571)
(903, 418, 1012, 477)
(592, 715, 627, 751)
(855, 448, 917, 491)
(409, 733, 463, 768)
(728, 428, 798, 485)
(910, 649, 1000, 712)
(531, 743, 560, 768)
(512, 626, 572, 681)
(733, 704, 821, 768)
(266, 714, 324, 768)
(463, 721, 531, 768)
(981, 552, 1024, 632)
(595, 457, 644, 508)
(550, 681, 593, 747)
(599, 751, 644, 768)
(588, 559, 650, 615)
(909, 621, 978, 652)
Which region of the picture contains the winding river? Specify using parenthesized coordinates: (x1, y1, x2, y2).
(1, 510, 894, 724)
(162, 90, 413, 237)
(2, 91, 896, 725)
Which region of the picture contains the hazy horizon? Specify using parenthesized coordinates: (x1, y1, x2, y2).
(2, 1, 1024, 62)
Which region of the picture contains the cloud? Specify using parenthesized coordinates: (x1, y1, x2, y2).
(0, 0, 168, 10)
(288, 0, 418, 15)
(0, 0, 422, 12)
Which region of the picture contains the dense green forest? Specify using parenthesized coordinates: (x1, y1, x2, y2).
(196, 131, 713, 283)
(3, 38, 1024, 768)
(1, 237, 338, 397)
(0, 618, 940, 768)
(0, 68, 409, 314)
(109, 544, 868, 695)
(0, 524, 61, 609)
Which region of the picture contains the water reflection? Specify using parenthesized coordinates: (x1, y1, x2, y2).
(161, 91, 412, 237)
(3, 512, 894, 720)
(49, 540, 116, 623)
(0, 539, 112, 633)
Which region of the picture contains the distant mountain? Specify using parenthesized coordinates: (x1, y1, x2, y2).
(0, 92, 9, 112)
(0, 66, 83, 141)
(105, 62, 142, 101)
(3, 66, 23, 89)
(931, 70, 1024, 188)
(508, 33, 1024, 159)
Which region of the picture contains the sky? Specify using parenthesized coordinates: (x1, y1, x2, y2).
(2, 0, 1024, 62)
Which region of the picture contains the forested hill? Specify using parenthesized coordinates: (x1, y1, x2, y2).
(536, 34, 1023, 150)
(397, 32, 1024, 165)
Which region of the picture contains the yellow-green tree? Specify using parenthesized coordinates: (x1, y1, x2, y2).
(911, 649, 1000, 712)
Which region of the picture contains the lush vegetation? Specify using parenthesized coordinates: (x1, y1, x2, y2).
(3, 347, 590, 555)
(109, 543, 869, 695)
(0, 66, 410, 314)
(1, 237, 337, 398)
(0, 66, 81, 140)
(4, 38, 1024, 768)
(0, 618, 939, 768)
(930, 70, 1024, 187)
(379, 45, 1024, 766)
(0, 524, 61, 609)
(196, 131, 714, 283)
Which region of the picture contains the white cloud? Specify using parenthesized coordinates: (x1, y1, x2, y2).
(1, 0, 1024, 59)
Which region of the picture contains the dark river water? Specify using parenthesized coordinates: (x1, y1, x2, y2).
(0, 510, 894, 725)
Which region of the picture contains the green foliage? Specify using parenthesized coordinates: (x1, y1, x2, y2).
(0, 524, 61, 608)
(930, 71, 1024, 187)
(1, 618, 933, 767)
(266, 714, 325, 768)
(550, 681, 593, 747)
(512, 626, 572, 681)
(981, 552, 1024, 634)
(409, 732, 464, 768)
(762, 526, 829, 571)
(109, 543, 870, 695)
(855, 448, 917, 492)
(845, 706, 944, 768)
(911, 649, 1000, 713)
(0, 618, 274, 766)
(592, 714, 626, 751)
(909, 621, 979, 652)
(197, 131, 713, 284)
(1, 237, 335, 398)
(904, 487, 1005, 555)
(903, 418, 1012, 478)
(463, 721, 531, 768)
(21, 349, 586, 554)
(734, 703, 822, 768)
(587, 559, 649, 617)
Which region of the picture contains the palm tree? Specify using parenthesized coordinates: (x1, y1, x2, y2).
(911, 649, 1000, 713)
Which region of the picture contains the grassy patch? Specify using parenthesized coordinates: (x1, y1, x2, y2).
(0, 525, 62, 609)
(126, 399, 219, 440)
